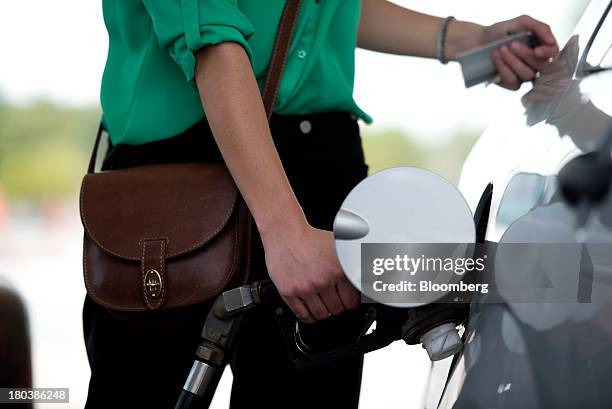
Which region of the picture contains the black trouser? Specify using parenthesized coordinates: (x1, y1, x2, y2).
(83, 111, 368, 409)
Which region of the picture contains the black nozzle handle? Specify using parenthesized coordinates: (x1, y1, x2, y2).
(252, 279, 282, 306)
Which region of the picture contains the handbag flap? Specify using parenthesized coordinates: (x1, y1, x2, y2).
(80, 163, 238, 261)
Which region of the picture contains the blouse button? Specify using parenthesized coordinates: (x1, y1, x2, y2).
(297, 50, 308, 59)
(299, 120, 312, 134)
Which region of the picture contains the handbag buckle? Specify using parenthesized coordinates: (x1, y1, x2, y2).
(144, 269, 163, 300)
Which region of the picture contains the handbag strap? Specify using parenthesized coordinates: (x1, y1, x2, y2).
(88, 0, 302, 173)
(262, 0, 302, 119)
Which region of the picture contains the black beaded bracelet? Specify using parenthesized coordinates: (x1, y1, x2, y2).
(437, 16, 455, 65)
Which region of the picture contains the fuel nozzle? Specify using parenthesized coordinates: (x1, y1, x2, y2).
(400, 304, 467, 361)
(418, 323, 463, 361)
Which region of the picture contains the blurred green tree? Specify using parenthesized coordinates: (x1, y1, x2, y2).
(0, 101, 479, 205)
(0, 101, 99, 202)
(361, 128, 479, 184)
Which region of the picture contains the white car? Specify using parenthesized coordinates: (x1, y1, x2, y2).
(425, 1, 612, 408)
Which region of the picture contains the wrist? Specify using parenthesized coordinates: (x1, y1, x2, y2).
(444, 20, 486, 61)
(256, 204, 310, 244)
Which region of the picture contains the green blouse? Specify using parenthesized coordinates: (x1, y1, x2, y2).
(101, 0, 370, 145)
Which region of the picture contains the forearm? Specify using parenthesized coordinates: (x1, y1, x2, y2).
(195, 43, 306, 237)
(195, 42, 359, 322)
(357, 0, 484, 61)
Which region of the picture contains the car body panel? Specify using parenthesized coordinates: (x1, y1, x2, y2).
(426, 1, 612, 407)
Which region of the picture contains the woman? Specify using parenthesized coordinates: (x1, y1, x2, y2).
(85, 1, 557, 408)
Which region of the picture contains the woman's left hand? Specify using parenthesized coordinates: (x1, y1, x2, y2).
(483, 15, 559, 90)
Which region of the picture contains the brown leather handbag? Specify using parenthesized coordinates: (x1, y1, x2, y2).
(80, 0, 302, 312)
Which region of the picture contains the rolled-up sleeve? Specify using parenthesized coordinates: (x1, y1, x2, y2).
(143, 0, 255, 83)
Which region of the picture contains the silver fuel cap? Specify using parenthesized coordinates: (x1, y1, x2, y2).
(333, 167, 474, 361)
(333, 167, 475, 307)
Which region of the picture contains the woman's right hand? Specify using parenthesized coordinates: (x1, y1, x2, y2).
(262, 222, 360, 324)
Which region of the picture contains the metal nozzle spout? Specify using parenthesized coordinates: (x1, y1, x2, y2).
(419, 323, 463, 361)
